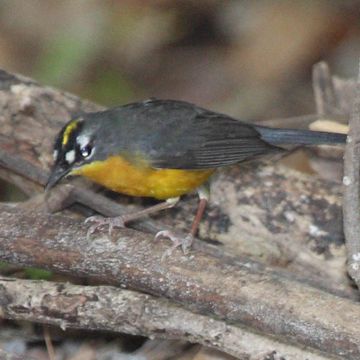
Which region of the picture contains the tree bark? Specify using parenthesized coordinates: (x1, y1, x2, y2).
(342, 61, 360, 287)
(0, 205, 359, 359)
(0, 277, 333, 360)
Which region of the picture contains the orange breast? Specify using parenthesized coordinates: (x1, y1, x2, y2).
(71, 155, 214, 200)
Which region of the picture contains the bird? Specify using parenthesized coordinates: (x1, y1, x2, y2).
(46, 99, 347, 253)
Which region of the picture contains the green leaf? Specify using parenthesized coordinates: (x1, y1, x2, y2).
(24, 268, 53, 280)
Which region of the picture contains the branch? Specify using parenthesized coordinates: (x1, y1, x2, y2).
(312, 61, 360, 288)
(343, 60, 360, 286)
(0, 277, 333, 360)
(0, 205, 360, 359)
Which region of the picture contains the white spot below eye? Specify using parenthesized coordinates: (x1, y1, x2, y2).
(65, 150, 76, 164)
(53, 150, 58, 160)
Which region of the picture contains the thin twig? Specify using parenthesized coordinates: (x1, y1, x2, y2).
(343, 59, 360, 287)
(312, 61, 338, 115)
(43, 326, 56, 360)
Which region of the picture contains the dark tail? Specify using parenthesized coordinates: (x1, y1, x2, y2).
(254, 126, 347, 146)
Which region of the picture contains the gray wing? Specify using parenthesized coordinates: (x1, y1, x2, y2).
(144, 108, 282, 169)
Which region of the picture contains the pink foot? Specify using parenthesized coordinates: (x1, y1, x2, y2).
(85, 215, 126, 240)
(155, 230, 194, 259)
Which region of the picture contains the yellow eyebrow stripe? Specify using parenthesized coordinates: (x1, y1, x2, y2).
(62, 120, 79, 146)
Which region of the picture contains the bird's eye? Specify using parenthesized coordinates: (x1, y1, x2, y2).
(80, 144, 93, 158)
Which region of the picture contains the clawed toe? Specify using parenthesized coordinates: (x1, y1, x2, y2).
(85, 216, 104, 240)
(85, 215, 126, 239)
(155, 230, 194, 259)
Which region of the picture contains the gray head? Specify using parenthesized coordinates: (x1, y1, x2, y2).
(46, 115, 103, 190)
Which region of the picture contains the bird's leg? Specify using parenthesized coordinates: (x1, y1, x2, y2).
(85, 197, 179, 239)
(190, 196, 208, 237)
(156, 184, 210, 256)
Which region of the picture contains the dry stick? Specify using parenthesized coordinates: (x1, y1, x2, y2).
(0, 148, 48, 186)
(343, 60, 360, 286)
(313, 61, 338, 116)
(43, 327, 56, 360)
(0, 206, 360, 359)
(0, 278, 332, 360)
(312, 61, 360, 287)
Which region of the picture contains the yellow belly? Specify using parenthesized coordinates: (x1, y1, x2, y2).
(71, 156, 214, 200)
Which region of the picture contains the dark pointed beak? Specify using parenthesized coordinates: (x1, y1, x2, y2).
(45, 164, 71, 192)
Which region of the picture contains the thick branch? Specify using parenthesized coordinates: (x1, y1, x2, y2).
(343, 61, 360, 286)
(0, 278, 333, 360)
(0, 205, 360, 359)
